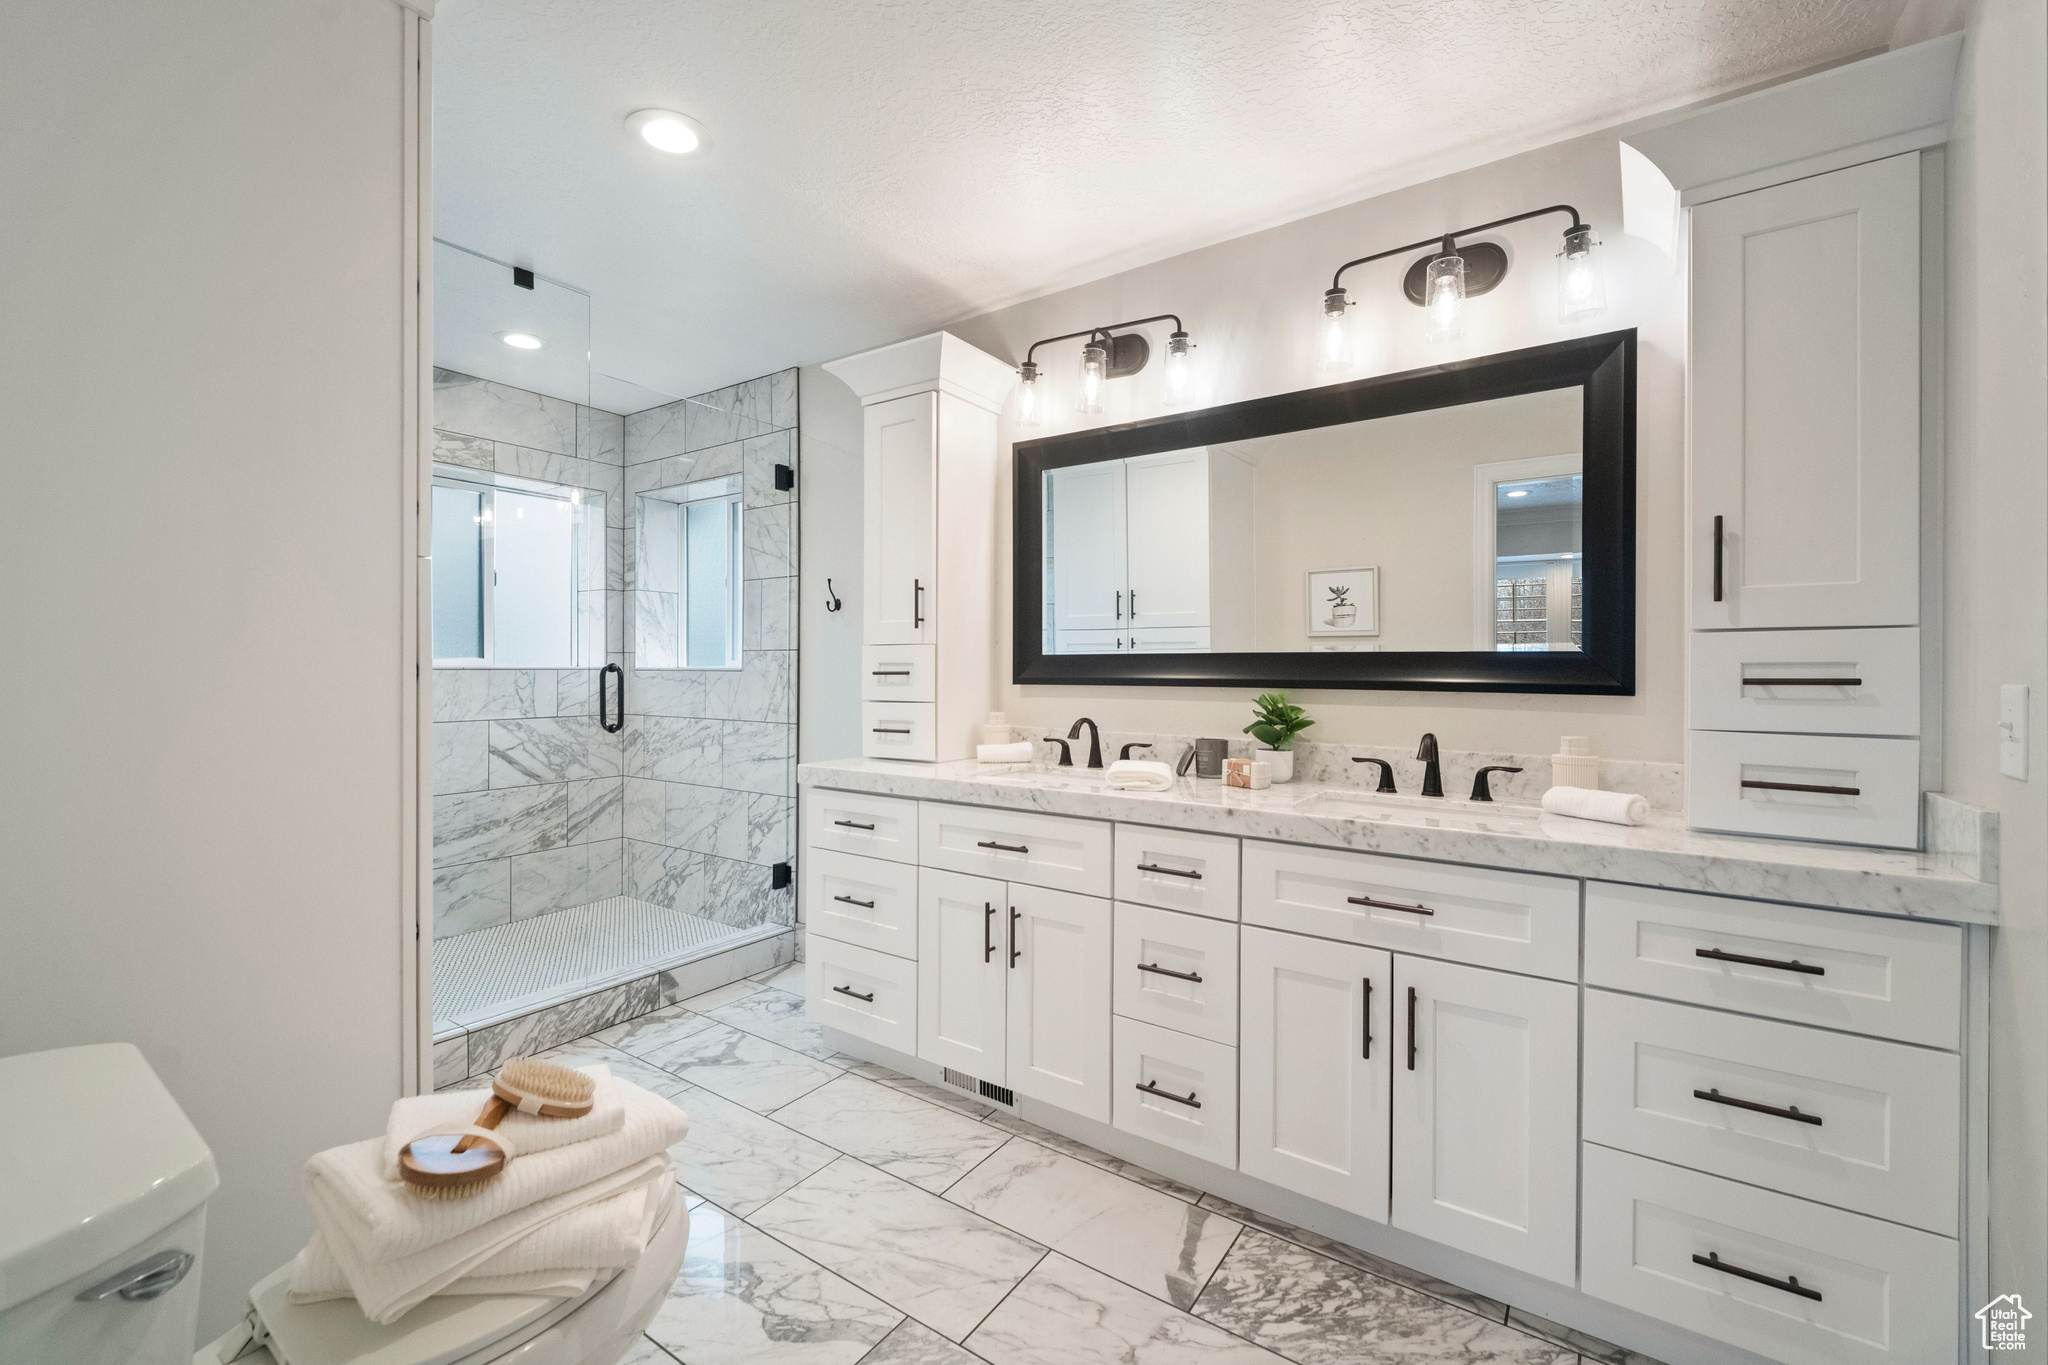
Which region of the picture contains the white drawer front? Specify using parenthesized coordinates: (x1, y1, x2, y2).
(919, 801, 1112, 897)
(808, 938, 917, 1056)
(1582, 1144, 1959, 1365)
(1113, 903, 1239, 1045)
(1690, 627, 1920, 737)
(803, 787, 918, 864)
(1584, 991, 1960, 1234)
(862, 700, 937, 762)
(1114, 824, 1240, 921)
(804, 849, 918, 961)
(860, 643, 936, 703)
(1585, 882, 1962, 1049)
(1112, 1016, 1237, 1169)
(1687, 731, 1920, 850)
(1241, 840, 1579, 981)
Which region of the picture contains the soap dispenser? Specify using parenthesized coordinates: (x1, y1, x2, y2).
(1552, 736, 1600, 790)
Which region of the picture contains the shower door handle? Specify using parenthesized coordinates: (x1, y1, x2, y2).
(599, 662, 624, 734)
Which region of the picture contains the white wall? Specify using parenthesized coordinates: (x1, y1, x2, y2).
(1945, 0, 2048, 1316)
(0, 0, 415, 1337)
(798, 364, 867, 764)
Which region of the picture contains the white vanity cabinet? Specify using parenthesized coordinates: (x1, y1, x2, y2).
(916, 868, 1008, 1080)
(1007, 882, 1113, 1120)
(861, 392, 938, 647)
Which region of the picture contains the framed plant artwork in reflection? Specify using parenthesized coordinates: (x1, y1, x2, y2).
(1306, 567, 1378, 637)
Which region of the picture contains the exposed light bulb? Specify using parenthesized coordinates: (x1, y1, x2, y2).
(1557, 225, 1606, 323)
(626, 109, 706, 156)
(499, 332, 544, 350)
(1317, 288, 1352, 374)
(1161, 331, 1193, 408)
(1423, 254, 1466, 343)
(1077, 339, 1107, 414)
(1016, 361, 1041, 427)
(1507, 489, 1529, 497)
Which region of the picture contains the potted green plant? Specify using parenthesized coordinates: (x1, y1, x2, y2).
(1325, 583, 1356, 629)
(1244, 691, 1313, 783)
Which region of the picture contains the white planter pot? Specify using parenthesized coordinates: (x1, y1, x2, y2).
(1261, 747, 1296, 783)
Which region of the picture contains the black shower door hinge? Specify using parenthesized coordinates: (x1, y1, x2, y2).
(773, 464, 795, 492)
(771, 861, 792, 890)
(512, 266, 535, 289)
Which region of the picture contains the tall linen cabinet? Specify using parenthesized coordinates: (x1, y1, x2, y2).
(824, 332, 1015, 762)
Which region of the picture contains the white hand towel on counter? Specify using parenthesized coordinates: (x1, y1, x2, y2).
(379, 1065, 625, 1179)
(1104, 759, 1174, 792)
(1541, 785, 1649, 826)
(976, 741, 1035, 765)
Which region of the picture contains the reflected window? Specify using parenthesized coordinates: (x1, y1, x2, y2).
(636, 475, 743, 670)
(431, 468, 605, 667)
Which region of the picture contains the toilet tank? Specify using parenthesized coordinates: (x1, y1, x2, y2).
(0, 1043, 219, 1365)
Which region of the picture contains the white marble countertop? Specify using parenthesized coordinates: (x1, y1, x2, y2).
(798, 758, 1999, 925)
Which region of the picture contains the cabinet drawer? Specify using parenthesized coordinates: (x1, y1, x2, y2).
(1114, 824, 1240, 921)
(1113, 904, 1238, 1045)
(919, 801, 1112, 897)
(1582, 1144, 1958, 1365)
(808, 938, 916, 1055)
(1241, 840, 1578, 981)
(803, 787, 918, 864)
(862, 701, 936, 762)
(1689, 627, 1920, 737)
(1584, 991, 1960, 1234)
(1687, 731, 1920, 850)
(1112, 1016, 1237, 1169)
(860, 644, 936, 703)
(1584, 882, 1961, 1048)
(804, 849, 918, 961)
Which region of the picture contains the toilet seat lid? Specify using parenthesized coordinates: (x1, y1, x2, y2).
(247, 1264, 609, 1365)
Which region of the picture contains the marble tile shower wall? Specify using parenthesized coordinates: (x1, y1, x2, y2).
(431, 370, 629, 938)
(621, 370, 801, 933)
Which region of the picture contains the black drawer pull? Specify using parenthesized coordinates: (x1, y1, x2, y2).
(1135, 862, 1202, 880)
(1137, 962, 1204, 983)
(1135, 1080, 1201, 1109)
(833, 819, 876, 831)
(870, 669, 913, 677)
(831, 985, 875, 1003)
(1694, 1088, 1822, 1126)
(1348, 894, 1434, 917)
(1742, 779, 1860, 796)
(978, 840, 1030, 853)
(1695, 947, 1825, 976)
(872, 727, 914, 735)
(1692, 1252, 1822, 1302)
(1742, 677, 1862, 688)
(832, 894, 876, 909)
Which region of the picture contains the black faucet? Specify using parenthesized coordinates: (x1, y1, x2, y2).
(1416, 733, 1443, 798)
(1068, 717, 1104, 770)
(1047, 737, 1074, 767)
(1351, 757, 1397, 793)
(1119, 742, 1152, 761)
(1470, 765, 1524, 802)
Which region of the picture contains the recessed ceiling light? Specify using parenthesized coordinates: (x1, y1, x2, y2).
(626, 109, 706, 156)
(1506, 489, 1529, 497)
(500, 332, 544, 350)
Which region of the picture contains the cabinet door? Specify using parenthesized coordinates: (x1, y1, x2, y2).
(916, 868, 1007, 1083)
(863, 392, 937, 644)
(1392, 956, 1577, 1284)
(1691, 154, 1920, 629)
(1240, 926, 1391, 1223)
(1006, 884, 1112, 1121)
(1047, 460, 1127, 633)
(1124, 449, 1209, 629)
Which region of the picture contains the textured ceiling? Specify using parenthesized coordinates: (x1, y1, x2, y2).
(433, 0, 1904, 408)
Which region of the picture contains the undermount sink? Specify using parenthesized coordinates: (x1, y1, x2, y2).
(1295, 788, 1545, 821)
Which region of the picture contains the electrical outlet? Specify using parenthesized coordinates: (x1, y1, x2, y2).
(2000, 684, 2029, 780)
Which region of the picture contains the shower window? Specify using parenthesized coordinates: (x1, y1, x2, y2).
(432, 468, 606, 667)
(636, 474, 743, 670)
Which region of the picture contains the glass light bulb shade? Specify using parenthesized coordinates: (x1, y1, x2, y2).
(1161, 332, 1192, 408)
(1016, 364, 1041, 427)
(499, 331, 544, 350)
(1423, 255, 1465, 343)
(1077, 342, 1107, 414)
(1317, 290, 1352, 373)
(1557, 226, 1606, 323)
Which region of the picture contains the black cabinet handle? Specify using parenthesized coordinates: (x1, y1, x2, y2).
(833, 819, 876, 831)
(598, 662, 625, 734)
(1129, 589, 1137, 618)
(984, 902, 996, 963)
(870, 669, 913, 677)
(1115, 590, 1121, 621)
(1348, 894, 1434, 917)
(1712, 514, 1724, 602)
(1741, 779, 1861, 796)
(1137, 962, 1203, 983)
(872, 727, 913, 735)
(1135, 862, 1202, 880)
(1694, 1088, 1822, 1126)
(1695, 947, 1825, 976)
(1407, 986, 1418, 1071)
(1363, 977, 1373, 1060)
(831, 894, 876, 909)
(831, 984, 875, 1003)
(1009, 906, 1021, 967)
(1135, 1080, 1200, 1108)
(1692, 1252, 1821, 1302)
(978, 840, 1030, 853)
(913, 579, 924, 629)
(1742, 677, 1863, 688)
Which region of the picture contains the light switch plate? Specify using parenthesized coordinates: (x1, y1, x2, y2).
(2000, 684, 2029, 780)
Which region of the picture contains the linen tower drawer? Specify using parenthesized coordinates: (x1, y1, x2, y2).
(808, 938, 917, 1055)
(860, 643, 936, 702)
(804, 849, 919, 961)
(919, 801, 1111, 896)
(1114, 824, 1240, 920)
(1686, 731, 1920, 849)
(803, 788, 918, 863)
(1688, 627, 1920, 736)
(1112, 903, 1239, 1044)
(862, 700, 937, 761)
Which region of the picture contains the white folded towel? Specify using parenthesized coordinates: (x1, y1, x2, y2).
(977, 741, 1035, 764)
(1541, 785, 1649, 826)
(1104, 759, 1174, 792)
(379, 1066, 625, 1179)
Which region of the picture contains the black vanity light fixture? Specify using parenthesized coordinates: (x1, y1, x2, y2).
(1317, 204, 1604, 372)
(1016, 313, 1195, 426)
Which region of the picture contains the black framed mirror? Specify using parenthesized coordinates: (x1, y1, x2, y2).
(1013, 329, 1635, 693)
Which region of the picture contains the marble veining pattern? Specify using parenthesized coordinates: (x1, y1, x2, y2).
(772, 1074, 1009, 1190)
(967, 1253, 1285, 1365)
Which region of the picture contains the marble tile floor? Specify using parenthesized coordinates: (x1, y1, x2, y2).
(444, 957, 1659, 1365)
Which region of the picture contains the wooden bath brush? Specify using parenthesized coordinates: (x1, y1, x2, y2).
(398, 1057, 597, 1196)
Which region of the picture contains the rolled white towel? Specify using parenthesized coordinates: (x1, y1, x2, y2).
(1541, 785, 1649, 826)
(1104, 759, 1174, 792)
(977, 741, 1035, 764)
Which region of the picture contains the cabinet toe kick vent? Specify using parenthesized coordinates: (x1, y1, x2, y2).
(940, 1067, 1015, 1107)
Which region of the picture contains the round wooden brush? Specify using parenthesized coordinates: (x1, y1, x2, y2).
(450, 1056, 597, 1153)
